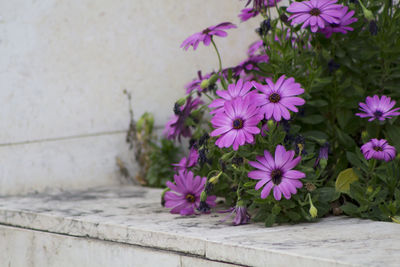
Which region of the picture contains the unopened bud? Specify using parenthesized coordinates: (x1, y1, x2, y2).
(367, 186, 373, 194)
(176, 97, 187, 106)
(361, 131, 369, 143)
(200, 191, 207, 202)
(359, 1, 374, 21)
(308, 194, 318, 218)
(208, 74, 219, 85)
(267, 120, 276, 131)
(320, 158, 327, 170)
(200, 79, 210, 89)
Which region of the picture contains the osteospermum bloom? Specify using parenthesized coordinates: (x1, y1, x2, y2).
(180, 22, 237, 51)
(355, 95, 400, 121)
(209, 79, 255, 114)
(172, 148, 199, 171)
(248, 145, 305, 200)
(164, 170, 216, 215)
(219, 204, 251, 226)
(287, 0, 343, 32)
(320, 7, 358, 38)
(252, 75, 305, 121)
(164, 97, 202, 141)
(361, 139, 397, 162)
(210, 97, 262, 151)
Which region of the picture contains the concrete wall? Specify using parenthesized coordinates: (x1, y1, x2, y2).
(0, 0, 264, 195)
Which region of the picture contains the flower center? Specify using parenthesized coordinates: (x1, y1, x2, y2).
(185, 193, 196, 203)
(309, 8, 321, 16)
(233, 118, 244, 129)
(271, 169, 283, 185)
(374, 110, 383, 119)
(202, 28, 211, 34)
(268, 93, 281, 103)
(373, 146, 383, 152)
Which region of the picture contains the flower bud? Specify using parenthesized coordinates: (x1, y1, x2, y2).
(367, 186, 373, 194)
(267, 120, 276, 131)
(309, 204, 318, 218)
(361, 131, 369, 143)
(200, 79, 210, 89)
(200, 191, 207, 202)
(208, 73, 219, 85)
(359, 1, 374, 21)
(176, 97, 187, 106)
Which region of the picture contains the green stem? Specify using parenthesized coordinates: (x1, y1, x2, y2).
(211, 38, 223, 72)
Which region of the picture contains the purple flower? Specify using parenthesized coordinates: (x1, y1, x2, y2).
(234, 54, 269, 77)
(355, 95, 400, 122)
(164, 170, 217, 215)
(248, 40, 264, 56)
(239, 8, 259, 22)
(172, 148, 199, 171)
(219, 204, 251, 225)
(319, 7, 358, 38)
(314, 142, 330, 167)
(185, 71, 212, 94)
(164, 97, 202, 141)
(210, 98, 262, 151)
(361, 139, 396, 162)
(180, 22, 237, 51)
(287, 0, 343, 33)
(244, 0, 281, 9)
(209, 79, 255, 115)
(252, 75, 305, 121)
(248, 145, 305, 200)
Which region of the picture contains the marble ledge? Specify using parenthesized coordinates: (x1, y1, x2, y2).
(0, 185, 399, 267)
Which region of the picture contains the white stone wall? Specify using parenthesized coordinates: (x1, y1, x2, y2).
(0, 0, 267, 195)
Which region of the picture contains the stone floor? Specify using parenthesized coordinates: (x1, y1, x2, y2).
(0, 186, 399, 266)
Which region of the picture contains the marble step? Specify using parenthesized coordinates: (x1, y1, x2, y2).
(0, 186, 399, 267)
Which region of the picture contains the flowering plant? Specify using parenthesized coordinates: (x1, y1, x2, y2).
(154, 0, 400, 226)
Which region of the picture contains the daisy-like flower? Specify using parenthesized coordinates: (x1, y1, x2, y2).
(180, 22, 237, 51)
(252, 75, 305, 121)
(361, 139, 396, 162)
(248, 145, 305, 200)
(172, 148, 199, 171)
(164, 170, 217, 215)
(355, 95, 400, 121)
(210, 97, 262, 151)
(287, 0, 343, 33)
(244, 0, 281, 9)
(164, 97, 202, 141)
(209, 79, 255, 115)
(320, 7, 358, 38)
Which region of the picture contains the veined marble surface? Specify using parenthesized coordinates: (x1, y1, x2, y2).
(0, 186, 399, 267)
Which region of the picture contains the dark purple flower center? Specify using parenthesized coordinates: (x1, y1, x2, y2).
(269, 93, 281, 103)
(310, 8, 321, 16)
(233, 118, 244, 129)
(202, 28, 211, 35)
(185, 193, 196, 203)
(330, 23, 340, 28)
(373, 110, 383, 119)
(271, 169, 283, 185)
(373, 146, 383, 152)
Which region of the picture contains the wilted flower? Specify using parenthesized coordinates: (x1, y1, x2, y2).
(233, 54, 269, 77)
(210, 97, 262, 151)
(219, 203, 251, 225)
(252, 75, 305, 121)
(287, 0, 343, 33)
(248, 145, 305, 200)
(164, 170, 216, 215)
(164, 97, 202, 141)
(180, 22, 237, 51)
(314, 142, 329, 168)
(256, 19, 271, 36)
(319, 7, 358, 38)
(185, 71, 213, 94)
(361, 139, 396, 162)
(248, 40, 265, 56)
(209, 79, 255, 114)
(239, 8, 259, 22)
(172, 148, 199, 171)
(355, 95, 400, 122)
(369, 20, 378, 35)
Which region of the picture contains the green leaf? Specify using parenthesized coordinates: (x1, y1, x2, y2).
(299, 115, 325, 124)
(265, 214, 276, 227)
(341, 203, 359, 215)
(335, 168, 359, 193)
(307, 99, 328, 107)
